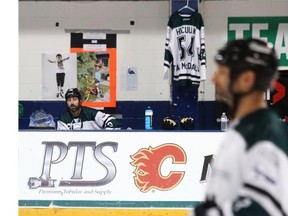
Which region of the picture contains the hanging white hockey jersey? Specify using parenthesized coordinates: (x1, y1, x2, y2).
(164, 11, 206, 87)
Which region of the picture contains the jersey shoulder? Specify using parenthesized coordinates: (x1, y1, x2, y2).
(168, 11, 204, 29)
(81, 106, 98, 121)
(59, 111, 73, 124)
(235, 109, 288, 154)
(59, 106, 97, 123)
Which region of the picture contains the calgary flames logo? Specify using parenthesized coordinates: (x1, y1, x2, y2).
(130, 143, 186, 192)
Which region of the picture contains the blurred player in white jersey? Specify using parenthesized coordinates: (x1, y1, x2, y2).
(192, 38, 288, 216)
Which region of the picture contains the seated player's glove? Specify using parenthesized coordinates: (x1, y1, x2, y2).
(105, 119, 122, 130)
(162, 117, 177, 130)
(179, 117, 194, 130)
(194, 199, 223, 216)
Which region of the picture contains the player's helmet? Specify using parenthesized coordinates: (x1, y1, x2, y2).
(65, 88, 82, 101)
(214, 38, 278, 91)
(56, 54, 62, 58)
(95, 62, 102, 67)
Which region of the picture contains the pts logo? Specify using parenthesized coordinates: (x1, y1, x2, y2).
(27, 141, 214, 192)
(28, 141, 118, 189)
(130, 143, 186, 192)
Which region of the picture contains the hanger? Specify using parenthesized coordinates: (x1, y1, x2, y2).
(178, 0, 195, 13)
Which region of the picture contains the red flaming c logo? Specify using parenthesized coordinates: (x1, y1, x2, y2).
(130, 143, 186, 192)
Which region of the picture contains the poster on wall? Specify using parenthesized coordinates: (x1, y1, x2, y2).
(126, 66, 138, 91)
(71, 33, 117, 107)
(42, 53, 77, 99)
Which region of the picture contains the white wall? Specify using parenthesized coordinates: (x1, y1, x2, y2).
(19, 1, 170, 101)
(19, 0, 288, 101)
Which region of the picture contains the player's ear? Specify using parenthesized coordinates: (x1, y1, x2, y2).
(244, 70, 256, 89)
(237, 70, 255, 92)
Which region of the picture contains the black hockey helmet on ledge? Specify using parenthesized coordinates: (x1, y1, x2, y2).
(162, 117, 177, 130)
(179, 117, 194, 130)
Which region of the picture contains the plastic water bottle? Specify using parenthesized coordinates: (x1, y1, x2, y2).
(145, 106, 153, 130)
(220, 112, 228, 131)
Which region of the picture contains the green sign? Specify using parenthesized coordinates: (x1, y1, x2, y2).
(228, 17, 288, 66)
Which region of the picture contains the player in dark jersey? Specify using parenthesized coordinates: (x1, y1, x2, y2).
(192, 38, 288, 216)
(57, 88, 121, 130)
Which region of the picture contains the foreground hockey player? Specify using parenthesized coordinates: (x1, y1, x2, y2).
(192, 38, 288, 216)
(57, 88, 121, 130)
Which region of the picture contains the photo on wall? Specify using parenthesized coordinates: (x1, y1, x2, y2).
(76, 52, 111, 103)
(42, 53, 77, 100)
(70, 32, 117, 107)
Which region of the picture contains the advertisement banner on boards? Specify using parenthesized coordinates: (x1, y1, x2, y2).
(19, 131, 224, 207)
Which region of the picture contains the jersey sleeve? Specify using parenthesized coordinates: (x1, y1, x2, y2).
(205, 130, 245, 206)
(199, 14, 207, 81)
(95, 111, 122, 129)
(232, 140, 288, 216)
(163, 22, 173, 80)
(193, 130, 246, 216)
(56, 120, 70, 130)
